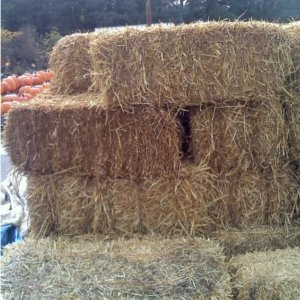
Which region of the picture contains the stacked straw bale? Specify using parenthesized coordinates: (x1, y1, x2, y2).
(282, 22, 300, 162)
(26, 164, 217, 237)
(229, 248, 300, 300)
(4, 21, 299, 240)
(26, 163, 299, 238)
(1, 236, 232, 299)
(213, 226, 300, 258)
(189, 100, 288, 172)
(5, 93, 182, 178)
(89, 21, 293, 107)
(49, 33, 94, 95)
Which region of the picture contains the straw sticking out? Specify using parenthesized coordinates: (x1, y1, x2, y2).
(90, 21, 293, 107)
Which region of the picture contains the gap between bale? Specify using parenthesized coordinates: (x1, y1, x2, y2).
(0, 236, 232, 300)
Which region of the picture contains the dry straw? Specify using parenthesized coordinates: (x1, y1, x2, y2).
(26, 162, 299, 238)
(189, 100, 289, 173)
(229, 248, 300, 300)
(1, 236, 232, 299)
(213, 226, 300, 258)
(89, 21, 293, 107)
(49, 33, 94, 95)
(26, 163, 218, 237)
(4, 93, 182, 178)
(282, 22, 300, 161)
(209, 166, 299, 229)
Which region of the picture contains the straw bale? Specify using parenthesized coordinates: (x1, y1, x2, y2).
(189, 101, 288, 174)
(283, 22, 300, 73)
(141, 163, 220, 235)
(26, 162, 299, 238)
(283, 22, 300, 161)
(213, 226, 300, 258)
(4, 93, 182, 178)
(26, 164, 218, 237)
(0, 236, 232, 299)
(208, 165, 299, 229)
(49, 33, 93, 95)
(229, 248, 300, 300)
(89, 21, 293, 107)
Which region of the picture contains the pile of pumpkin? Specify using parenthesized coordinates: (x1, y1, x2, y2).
(1, 70, 54, 115)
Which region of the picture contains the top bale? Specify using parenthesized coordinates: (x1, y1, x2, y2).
(49, 33, 93, 95)
(90, 21, 293, 107)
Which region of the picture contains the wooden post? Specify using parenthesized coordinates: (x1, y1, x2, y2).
(146, 0, 152, 26)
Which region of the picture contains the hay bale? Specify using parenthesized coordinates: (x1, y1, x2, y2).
(229, 248, 300, 300)
(49, 33, 94, 95)
(189, 101, 288, 174)
(213, 226, 300, 258)
(4, 93, 182, 178)
(142, 163, 219, 235)
(89, 21, 293, 107)
(0, 236, 232, 299)
(26, 164, 218, 237)
(283, 22, 300, 73)
(282, 22, 300, 162)
(26, 163, 299, 238)
(210, 165, 299, 229)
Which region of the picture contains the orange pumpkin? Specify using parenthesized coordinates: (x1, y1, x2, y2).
(18, 86, 32, 95)
(1, 81, 11, 95)
(22, 92, 33, 100)
(3, 77, 17, 92)
(19, 95, 29, 102)
(1, 102, 12, 114)
(2, 94, 20, 103)
(11, 75, 20, 90)
(32, 75, 43, 85)
(36, 71, 46, 82)
(17, 75, 27, 87)
(18, 75, 34, 87)
(46, 70, 54, 81)
(30, 86, 43, 96)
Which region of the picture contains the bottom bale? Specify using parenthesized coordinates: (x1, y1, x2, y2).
(212, 226, 300, 258)
(26, 163, 299, 237)
(207, 166, 299, 229)
(27, 164, 220, 237)
(0, 236, 232, 300)
(229, 248, 300, 300)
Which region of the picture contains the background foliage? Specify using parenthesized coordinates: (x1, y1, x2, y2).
(1, 0, 300, 74)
